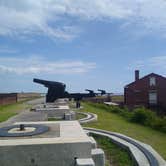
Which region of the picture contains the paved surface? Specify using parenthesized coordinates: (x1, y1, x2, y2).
(0, 98, 47, 128)
(104, 102, 119, 106)
(26, 98, 45, 105)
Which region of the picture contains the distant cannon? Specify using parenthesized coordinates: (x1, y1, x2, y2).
(85, 89, 95, 95)
(98, 89, 106, 95)
(33, 78, 108, 103)
(70, 89, 96, 101)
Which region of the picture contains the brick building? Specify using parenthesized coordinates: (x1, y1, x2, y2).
(124, 70, 166, 111)
(0, 93, 17, 106)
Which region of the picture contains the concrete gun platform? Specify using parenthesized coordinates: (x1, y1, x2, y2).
(0, 121, 105, 166)
(32, 99, 75, 120)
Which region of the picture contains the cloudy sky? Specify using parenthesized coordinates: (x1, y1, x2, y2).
(0, 0, 166, 93)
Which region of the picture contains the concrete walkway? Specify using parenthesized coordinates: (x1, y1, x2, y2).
(0, 98, 47, 127)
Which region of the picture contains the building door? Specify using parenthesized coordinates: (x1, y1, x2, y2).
(149, 92, 157, 105)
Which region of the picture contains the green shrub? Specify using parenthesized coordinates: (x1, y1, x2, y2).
(85, 102, 166, 133)
(129, 107, 156, 125)
(120, 111, 132, 120)
(111, 106, 123, 113)
(152, 117, 166, 133)
(130, 108, 146, 124)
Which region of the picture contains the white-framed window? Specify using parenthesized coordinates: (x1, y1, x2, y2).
(149, 77, 156, 86)
(149, 91, 157, 105)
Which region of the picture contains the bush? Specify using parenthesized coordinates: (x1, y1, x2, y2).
(130, 108, 147, 124)
(129, 107, 156, 125)
(85, 102, 166, 133)
(110, 106, 123, 113)
(152, 117, 166, 133)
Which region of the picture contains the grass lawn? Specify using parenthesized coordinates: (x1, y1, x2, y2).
(0, 101, 30, 122)
(76, 112, 87, 120)
(111, 95, 124, 103)
(48, 117, 62, 121)
(81, 102, 166, 160)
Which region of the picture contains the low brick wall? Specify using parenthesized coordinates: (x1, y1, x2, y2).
(0, 93, 17, 106)
(17, 93, 41, 101)
(82, 96, 111, 103)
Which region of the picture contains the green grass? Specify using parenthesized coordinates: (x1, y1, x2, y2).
(111, 95, 124, 103)
(92, 134, 135, 166)
(76, 112, 87, 120)
(48, 117, 62, 121)
(0, 101, 30, 122)
(81, 102, 166, 160)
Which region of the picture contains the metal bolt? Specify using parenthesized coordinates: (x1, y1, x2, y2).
(20, 124, 25, 131)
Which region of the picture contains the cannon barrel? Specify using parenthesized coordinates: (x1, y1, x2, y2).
(98, 89, 106, 95)
(33, 78, 65, 87)
(69, 92, 96, 101)
(85, 89, 94, 94)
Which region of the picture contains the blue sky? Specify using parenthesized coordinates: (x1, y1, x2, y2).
(0, 0, 166, 93)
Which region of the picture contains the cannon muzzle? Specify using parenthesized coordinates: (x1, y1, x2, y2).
(85, 89, 94, 94)
(98, 89, 106, 95)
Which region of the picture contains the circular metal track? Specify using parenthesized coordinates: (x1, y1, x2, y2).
(0, 124, 49, 137)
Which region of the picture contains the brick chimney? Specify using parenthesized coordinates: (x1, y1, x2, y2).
(135, 70, 139, 81)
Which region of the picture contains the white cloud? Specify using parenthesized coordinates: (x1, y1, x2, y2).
(0, 56, 96, 75)
(0, 1, 79, 40)
(148, 56, 166, 68)
(128, 56, 166, 73)
(0, 47, 18, 54)
(1, 0, 166, 39)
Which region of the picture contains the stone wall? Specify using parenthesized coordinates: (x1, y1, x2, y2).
(0, 93, 17, 106)
(17, 92, 41, 101)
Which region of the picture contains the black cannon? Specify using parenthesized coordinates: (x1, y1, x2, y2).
(98, 89, 106, 95)
(33, 78, 107, 103)
(85, 89, 95, 95)
(69, 90, 96, 101)
(33, 78, 68, 102)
